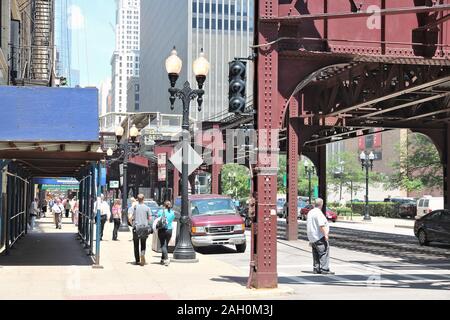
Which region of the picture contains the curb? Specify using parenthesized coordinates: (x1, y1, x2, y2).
(202, 285, 296, 300)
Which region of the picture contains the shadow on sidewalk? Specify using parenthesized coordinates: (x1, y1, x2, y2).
(0, 232, 92, 267)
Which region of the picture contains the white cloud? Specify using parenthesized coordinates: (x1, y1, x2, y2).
(68, 5, 85, 30)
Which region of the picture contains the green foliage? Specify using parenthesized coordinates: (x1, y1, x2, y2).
(336, 207, 353, 216)
(327, 151, 383, 200)
(221, 164, 251, 200)
(277, 155, 318, 196)
(387, 133, 442, 193)
(350, 202, 400, 218)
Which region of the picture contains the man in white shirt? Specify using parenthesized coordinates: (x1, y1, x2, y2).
(93, 195, 111, 241)
(306, 198, 334, 275)
(29, 198, 40, 231)
(52, 199, 64, 229)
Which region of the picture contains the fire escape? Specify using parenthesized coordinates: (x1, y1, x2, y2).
(30, 0, 54, 85)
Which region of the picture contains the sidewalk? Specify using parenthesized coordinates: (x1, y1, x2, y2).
(333, 216, 415, 236)
(0, 216, 293, 300)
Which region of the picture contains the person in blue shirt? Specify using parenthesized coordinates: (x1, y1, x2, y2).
(157, 201, 176, 266)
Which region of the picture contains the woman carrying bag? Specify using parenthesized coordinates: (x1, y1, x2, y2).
(111, 199, 122, 241)
(155, 201, 176, 266)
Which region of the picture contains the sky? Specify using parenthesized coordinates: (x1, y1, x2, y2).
(69, 0, 116, 88)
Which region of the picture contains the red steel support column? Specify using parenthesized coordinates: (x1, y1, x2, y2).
(286, 101, 299, 241)
(445, 126, 450, 210)
(211, 124, 223, 195)
(249, 0, 279, 289)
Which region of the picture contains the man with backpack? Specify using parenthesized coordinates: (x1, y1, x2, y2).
(129, 194, 152, 266)
(156, 201, 176, 266)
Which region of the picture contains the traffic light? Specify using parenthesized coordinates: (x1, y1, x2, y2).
(228, 59, 247, 114)
(59, 77, 67, 86)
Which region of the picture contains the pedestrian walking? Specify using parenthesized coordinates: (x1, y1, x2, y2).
(29, 198, 40, 231)
(155, 201, 176, 266)
(40, 198, 48, 218)
(64, 198, 71, 218)
(52, 199, 64, 229)
(129, 194, 152, 266)
(306, 198, 334, 275)
(72, 198, 79, 227)
(94, 195, 111, 241)
(111, 199, 122, 241)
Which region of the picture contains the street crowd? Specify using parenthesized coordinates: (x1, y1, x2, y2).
(29, 194, 175, 268)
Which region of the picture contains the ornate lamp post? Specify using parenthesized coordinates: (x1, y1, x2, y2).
(105, 124, 141, 232)
(165, 46, 210, 261)
(304, 160, 315, 204)
(360, 151, 375, 221)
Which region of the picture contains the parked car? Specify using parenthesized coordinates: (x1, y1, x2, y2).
(277, 199, 286, 218)
(399, 200, 418, 219)
(300, 205, 314, 220)
(281, 199, 308, 219)
(416, 196, 444, 220)
(414, 209, 450, 246)
(144, 200, 160, 218)
(325, 208, 338, 223)
(300, 205, 337, 222)
(173, 195, 247, 253)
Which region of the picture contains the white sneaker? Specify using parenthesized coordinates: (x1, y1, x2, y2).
(164, 259, 170, 266)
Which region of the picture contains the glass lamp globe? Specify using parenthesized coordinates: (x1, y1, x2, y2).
(360, 152, 367, 161)
(193, 49, 210, 77)
(115, 126, 125, 138)
(165, 47, 183, 76)
(369, 152, 375, 161)
(130, 124, 139, 139)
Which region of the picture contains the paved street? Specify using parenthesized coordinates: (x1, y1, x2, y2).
(205, 219, 450, 300)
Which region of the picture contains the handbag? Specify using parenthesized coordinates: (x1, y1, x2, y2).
(134, 207, 153, 238)
(156, 210, 169, 231)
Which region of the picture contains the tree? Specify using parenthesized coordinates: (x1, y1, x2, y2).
(221, 164, 251, 200)
(387, 133, 442, 193)
(277, 155, 318, 197)
(327, 151, 383, 201)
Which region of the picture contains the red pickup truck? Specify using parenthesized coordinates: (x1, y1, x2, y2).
(174, 195, 247, 253)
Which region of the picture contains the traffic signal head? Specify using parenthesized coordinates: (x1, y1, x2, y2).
(229, 60, 247, 114)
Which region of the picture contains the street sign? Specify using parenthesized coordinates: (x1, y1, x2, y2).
(158, 153, 167, 182)
(102, 135, 118, 151)
(110, 181, 119, 189)
(169, 145, 204, 176)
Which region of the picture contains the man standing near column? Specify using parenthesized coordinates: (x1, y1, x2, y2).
(306, 198, 335, 275)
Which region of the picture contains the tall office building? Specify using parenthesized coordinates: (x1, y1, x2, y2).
(55, 0, 72, 85)
(140, 0, 254, 121)
(110, 0, 141, 123)
(99, 78, 112, 116)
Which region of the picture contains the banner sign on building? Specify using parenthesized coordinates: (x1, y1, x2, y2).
(158, 153, 167, 182)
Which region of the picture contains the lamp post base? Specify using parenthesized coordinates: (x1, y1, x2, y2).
(171, 258, 199, 263)
(172, 248, 197, 261)
(363, 216, 372, 222)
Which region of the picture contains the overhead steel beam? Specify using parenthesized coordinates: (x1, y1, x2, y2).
(262, 4, 450, 23)
(359, 92, 450, 118)
(327, 76, 450, 117)
(399, 108, 450, 121)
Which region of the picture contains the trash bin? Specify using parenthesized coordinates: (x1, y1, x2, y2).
(152, 221, 178, 253)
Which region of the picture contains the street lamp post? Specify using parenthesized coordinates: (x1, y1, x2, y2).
(360, 151, 375, 222)
(105, 124, 141, 232)
(165, 46, 210, 261)
(304, 160, 315, 204)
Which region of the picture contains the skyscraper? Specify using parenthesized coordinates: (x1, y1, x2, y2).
(111, 0, 141, 122)
(140, 0, 254, 121)
(54, 0, 72, 85)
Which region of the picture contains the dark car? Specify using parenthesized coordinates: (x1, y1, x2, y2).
(414, 209, 450, 246)
(399, 201, 417, 219)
